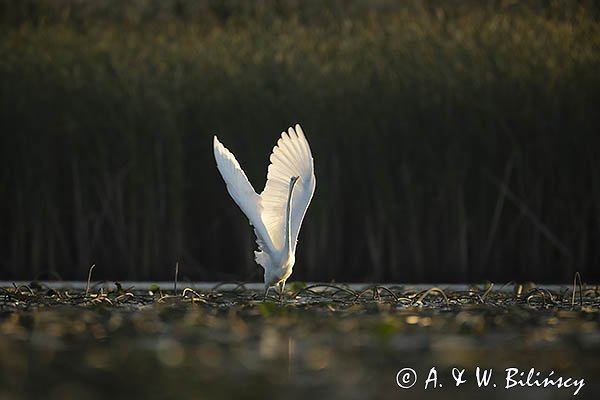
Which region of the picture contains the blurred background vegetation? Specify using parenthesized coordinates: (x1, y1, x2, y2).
(0, 0, 599, 283)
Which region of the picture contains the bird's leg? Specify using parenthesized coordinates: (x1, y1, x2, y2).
(263, 285, 270, 301)
(278, 282, 283, 302)
(278, 281, 287, 303)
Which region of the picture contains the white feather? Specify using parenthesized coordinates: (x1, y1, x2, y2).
(213, 136, 275, 255)
(261, 124, 316, 252)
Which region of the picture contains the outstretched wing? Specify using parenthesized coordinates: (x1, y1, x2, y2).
(260, 124, 316, 252)
(213, 136, 275, 254)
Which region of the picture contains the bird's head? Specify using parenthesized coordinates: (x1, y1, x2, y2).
(264, 270, 279, 289)
(263, 253, 295, 289)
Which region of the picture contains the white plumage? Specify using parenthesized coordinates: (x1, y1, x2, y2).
(213, 124, 316, 296)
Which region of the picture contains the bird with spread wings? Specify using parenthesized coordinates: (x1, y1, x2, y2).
(213, 124, 316, 297)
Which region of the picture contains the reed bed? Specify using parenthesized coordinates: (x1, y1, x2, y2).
(1, 0, 599, 283)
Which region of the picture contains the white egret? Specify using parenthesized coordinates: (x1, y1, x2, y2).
(213, 124, 316, 298)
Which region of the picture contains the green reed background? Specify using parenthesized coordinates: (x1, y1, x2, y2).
(1, 0, 599, 282)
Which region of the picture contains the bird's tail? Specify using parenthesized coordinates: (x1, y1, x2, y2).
(254, 251, 271, 270)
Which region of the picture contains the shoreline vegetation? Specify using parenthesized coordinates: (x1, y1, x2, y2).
(1, 0, 599, 282)
(0, 281, 599, 399)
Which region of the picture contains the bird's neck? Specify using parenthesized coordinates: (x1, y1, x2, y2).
(283, 177, 299, 259)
